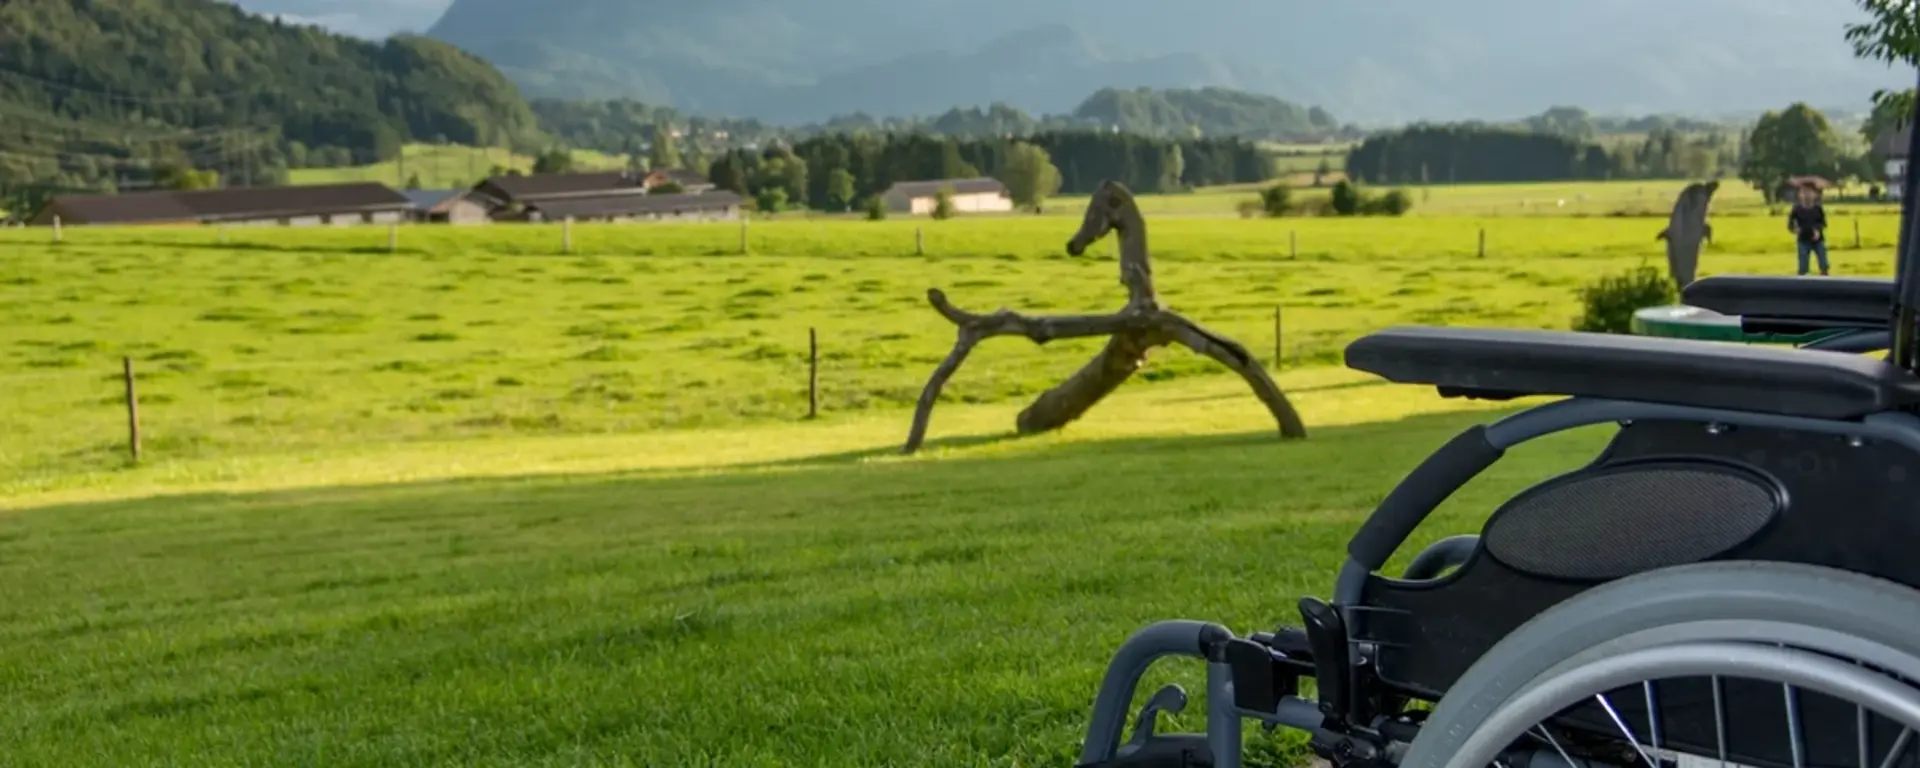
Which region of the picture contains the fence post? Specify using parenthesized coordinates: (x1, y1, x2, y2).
(123, 356, 140, 461)
(1273, 306, 1283, 370)
(51, 215, 60, 244)
(218, 225, 228, 245)
(1855, 217, 1862, 249)
(1478, 228, 1486, 258)
(916, 226, 924, 256)
(740, 214, 749, 255)
(808, 327, 819, 419)
(1289, 230, 1297, 260)
(389, 222, 399, 252)
(561, 216, 573, 254)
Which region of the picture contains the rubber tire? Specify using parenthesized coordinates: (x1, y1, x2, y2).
(1398, 561, 1920, 768)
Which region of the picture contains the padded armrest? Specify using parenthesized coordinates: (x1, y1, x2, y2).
(1682, 275, 1891, 326)
(1344, 325, 1920, 420)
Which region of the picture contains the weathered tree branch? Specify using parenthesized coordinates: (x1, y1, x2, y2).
(902, 180, 1309, 454)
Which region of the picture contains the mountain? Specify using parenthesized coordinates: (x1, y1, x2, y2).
(404, 0, 1909, 125)
(0, 0, 542, 200)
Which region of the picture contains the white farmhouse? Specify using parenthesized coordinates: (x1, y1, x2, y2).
(880, 177, 1014, 215)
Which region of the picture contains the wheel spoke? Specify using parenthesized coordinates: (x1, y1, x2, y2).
(1784, 683, 1805, 768)
(1713, 675, 1728, 767)
(1595, 693, 1660, 768)
(1878, 728, 1912, 768)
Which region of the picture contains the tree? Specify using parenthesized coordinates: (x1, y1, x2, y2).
(533, 149, 575, 174)
(1739, 104, 1841, 201)
(1329, 179, 1362, 215)
(1313, 158, 1331, 187)
(931, 186, 957, 219)
(1862, 89, 1917, 146)
(650, 124, 682, 170)
(404, 173, 422, 190)
(1258, 184, 1292, 217)
(825, 169, 857, 211)
(755, 186, 789, 213)
(997, 142, 1062, 212)
(864, 196, 888, 220)
(1846, 0, 1918, 115)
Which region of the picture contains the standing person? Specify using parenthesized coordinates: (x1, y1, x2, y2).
(1787, 183, 1830, 276)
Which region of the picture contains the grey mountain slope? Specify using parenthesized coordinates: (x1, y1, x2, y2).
(408, 0, 1915, 123)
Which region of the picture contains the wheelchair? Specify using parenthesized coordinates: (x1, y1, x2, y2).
(1075, 91, 1920, 768)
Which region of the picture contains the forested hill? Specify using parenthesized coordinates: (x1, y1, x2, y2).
(0, 0, 542, 202)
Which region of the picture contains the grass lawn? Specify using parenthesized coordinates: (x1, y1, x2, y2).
(0, 207, 1905, 765)
(286, 144, 630, 190)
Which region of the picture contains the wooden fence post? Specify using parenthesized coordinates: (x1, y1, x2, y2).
(51, 215, 60, 244)
(561, 217, 573, 254)
(1289, 230, 1297, 259)
(739, 214, 749, 255)
(1273, 306, 1283, 370)
(1855, 217, 1863, 249)
(388, 222, 399, 252)
(1478, 228, 1486, 258)
(123, 356, 140, 461)
(916, 226, 924, 256)
(808, 327, 819, 419)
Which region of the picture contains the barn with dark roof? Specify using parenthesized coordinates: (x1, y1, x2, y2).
(28, 182, 413, 227)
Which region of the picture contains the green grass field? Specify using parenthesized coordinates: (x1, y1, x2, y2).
(0, 196, 1909, 765)
(286, 144, 630, 190)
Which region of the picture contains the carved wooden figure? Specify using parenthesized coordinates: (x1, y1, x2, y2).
(902, 181, 1308, 454)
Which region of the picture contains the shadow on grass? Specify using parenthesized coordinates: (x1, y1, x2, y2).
(9, 403, 1588, 525)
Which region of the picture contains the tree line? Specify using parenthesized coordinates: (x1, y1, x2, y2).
(696, 131, 1271, 213)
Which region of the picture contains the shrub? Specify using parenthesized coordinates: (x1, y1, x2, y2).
(1236, 199, 1263, 218)
(1571, 265, 1675, 334)
(1329, 180, 1362, 216)
(1258, 184, 1292, 217)
(1364, 189, 1414, 216)
(864, 196, 887, 220)
(931, 186, 957, 220)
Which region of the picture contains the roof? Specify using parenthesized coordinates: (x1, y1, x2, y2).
(39, 191, 199, 224)
(1785, 176, 1833, 189)
(645, 168, 712, 186)
(477, 171, 639, 202)
(1875, 124, 1913, 159)
(401, 189, 470, 210)
(524, 191, 744, 219)
(882, 177, 1008, 199)
(34, 182, 409, 225)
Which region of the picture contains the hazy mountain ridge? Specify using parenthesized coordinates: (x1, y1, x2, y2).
(407, 0, 1908, 125)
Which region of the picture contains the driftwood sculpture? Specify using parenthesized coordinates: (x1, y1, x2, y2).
(901, 181, 1308, 454)
(1655, 180, 1719, 289)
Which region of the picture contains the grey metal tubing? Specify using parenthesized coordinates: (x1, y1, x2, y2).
(1483, 397, 1920, 454)
(1802, 329, 1890, 352)
(1239, 696, 1330, 732)
(1207, 661, 1244, 768)
(1080, 620, 1233, 764)
(1401, 535, 1481, 580)
(1436, 642, 1920, 768)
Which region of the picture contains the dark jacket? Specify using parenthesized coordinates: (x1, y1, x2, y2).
(1788, 203, 1826, 244)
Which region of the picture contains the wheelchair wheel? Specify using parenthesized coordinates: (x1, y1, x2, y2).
(1400, 562, 1920, 768)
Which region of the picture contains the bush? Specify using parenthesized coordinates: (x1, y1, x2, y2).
(1364, 189, 1414, 216)
(1329, 180, 1362, 216)
(1258, 184, 1292, 217)
(1571, 265, 1675, 334)
(864, 196, 887, 220)
(931, 186, 956, 220)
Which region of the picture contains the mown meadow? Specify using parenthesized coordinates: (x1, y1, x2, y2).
(0, 184, 1906, 766)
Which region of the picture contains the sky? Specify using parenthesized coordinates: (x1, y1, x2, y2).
(230, 0, 450, 38)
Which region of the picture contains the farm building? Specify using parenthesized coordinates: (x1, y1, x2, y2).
(641, 168, 715, 193)
(471, 171, 637, 210)
(28, 182, 413, 227)
(520, 190, 744, 223)
(880, 178, 1014, 215)
(402, 189, 491, 224)
(1877, 124, 1911, 201)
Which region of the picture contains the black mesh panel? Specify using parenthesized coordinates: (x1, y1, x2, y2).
(1482, 463, 1779, 581)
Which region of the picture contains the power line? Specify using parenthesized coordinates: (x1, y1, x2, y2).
(0, 64, 257, 105)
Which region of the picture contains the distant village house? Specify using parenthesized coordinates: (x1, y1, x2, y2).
(470, 168, 726, 222)
(880, 177, 1014, 215)
(402, 189, 491, 224)
(28, 182, 413, 227)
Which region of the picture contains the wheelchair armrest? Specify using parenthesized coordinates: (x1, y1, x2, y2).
(1682, 275, 1892, 329)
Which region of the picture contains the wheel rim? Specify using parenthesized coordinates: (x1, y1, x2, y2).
(1441, 641, 1920, 768)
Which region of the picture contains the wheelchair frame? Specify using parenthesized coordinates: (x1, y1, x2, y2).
(1075, 70, 1920, 768)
